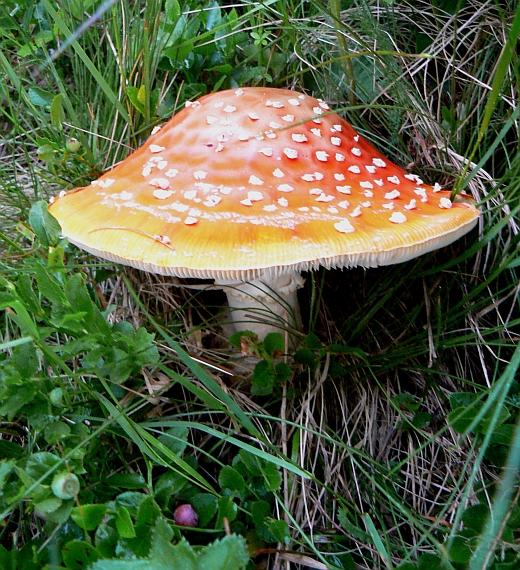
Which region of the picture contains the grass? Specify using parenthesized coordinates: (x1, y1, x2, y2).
(0, 0, 519, 569)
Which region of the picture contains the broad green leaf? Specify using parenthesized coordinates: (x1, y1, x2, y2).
(71, 504, 107, 531)
(28, 201, 62, 247)
(262, 332, 284, 356)
(196, 535, 249, 570)
(50, 93, 64, 127)
(115, 506, 136, 539)
(191, 493, 217, 527)
(218, 466, 245, 496)
(63, 540, 101, 569)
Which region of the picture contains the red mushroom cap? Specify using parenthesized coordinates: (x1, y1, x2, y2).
(49, 87, 479, 280)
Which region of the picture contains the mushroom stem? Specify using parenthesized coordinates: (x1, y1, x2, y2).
(215, 271, 305, 339)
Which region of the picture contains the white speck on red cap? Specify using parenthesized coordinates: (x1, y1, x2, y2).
(316, 193, 335, 202)
(387, 175, 400, 185)
(184, 216, 198, 225)
(291, 133, 308, 143)
(404, 199, 417, 210)
(248, 191, 264, 201)
(384, 190, 401, 200)
(248, 112, 259, 120)
(149, 178, 170, 189)
(310, 128, 322, 137)
(273, 168, 285, 178)
(351, 147, 362, 157)
(373, 158, 387, 167)
(259, 147, 273, 157)
(193, 170, 207, 180)
(331, 137, 341, 147)
(277, 184, 294, 192)
(360, 181, 373, 189)
(206, 115, 218, 125)
(149, 144, 165, 153)
(316, 151, 329, 162)
(335, 153, 345, 162)
(336, 185, 351, 194)
(414, 188, 428, 202)
(348, 165, 360, 174)
(203, 195, 222, 207)
(334, 219, 355, 233)
(350, 206, 362, 217)
(249, 175, 264, 186)
(284, 148, 298, 159)
(439, 197, 452, 208)
(389, 212, 407, 224)
(334, 173, 345, 181)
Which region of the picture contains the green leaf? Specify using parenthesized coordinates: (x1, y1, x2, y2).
(196, 535, 249, 569)
(448, 535, 473, 564)
(44, 421, 71, 444)
(263, 332, 284, 356)
(126, 86, 145, 114)
(260, 462, 282, 492)
(105, 473, 146, 490)
(115, 506, 136, 539)
(266, 519, 289, 544)
(191, 493, 218, 527)
(50, 93, 64, 127)
(28, 86, 53, 108)
(218, 466, 245, 496)
(251, 360, 275, 396)
(34, 496, 62, 515)
(158, 425, 189, 457)
(462, 504, 490, 534)
(25, 451, 61, 481)
(216, 496, 237, 527)
(165, 0, 181, 22)
(63, 540, 101, 569)
(28, 201, 62, 247)
(71, 504, 107, 531)
(448, 405, 510, 434)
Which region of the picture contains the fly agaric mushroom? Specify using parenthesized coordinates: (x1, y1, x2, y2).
(48, 87, 479, 338)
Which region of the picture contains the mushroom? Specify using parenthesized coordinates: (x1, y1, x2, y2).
(48, 87, 479, 339)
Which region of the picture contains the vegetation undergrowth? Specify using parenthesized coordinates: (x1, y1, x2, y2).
(0, 1, 518, 569)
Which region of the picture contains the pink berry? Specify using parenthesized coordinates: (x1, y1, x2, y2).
(173, 504, 198, 527)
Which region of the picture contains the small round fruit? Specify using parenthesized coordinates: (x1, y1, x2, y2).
(173, 504, 198, 527)
(51, 472, 80, 500)
(66, 138, 81, 153)
(49, 387, 64, 407)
